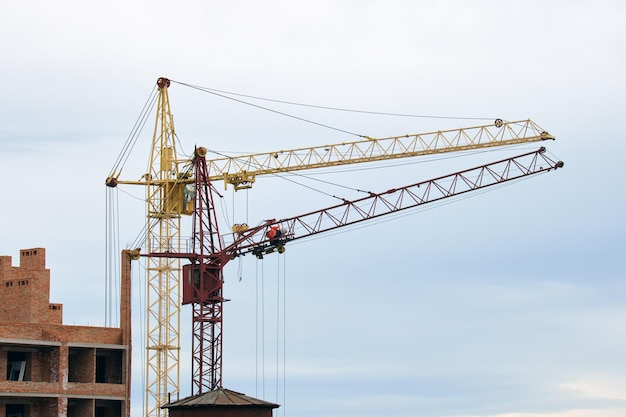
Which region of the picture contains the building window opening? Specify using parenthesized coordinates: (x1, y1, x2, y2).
(69, 348, 94, 383)
(95, 350, 123, 384)
(95, 399, 122, 417)
(96, 355, 107, 383)
(6, 403, 26, 417)
(7, 351, 29, 381)
(68, 399, 94, 417)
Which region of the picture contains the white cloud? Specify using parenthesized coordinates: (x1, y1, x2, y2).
(560, 376, 626, 401)
(489, 409, 626, 417)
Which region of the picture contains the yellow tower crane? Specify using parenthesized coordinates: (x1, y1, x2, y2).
(105, 77, 556, 417)
(107, 77, 191, 417)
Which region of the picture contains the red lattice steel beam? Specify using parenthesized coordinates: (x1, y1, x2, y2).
(225, 147, 563, 258)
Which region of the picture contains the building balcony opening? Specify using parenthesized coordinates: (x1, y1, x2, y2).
(95, 350, 123, 384)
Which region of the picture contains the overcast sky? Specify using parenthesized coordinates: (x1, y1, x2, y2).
(1, 1, 625, 417)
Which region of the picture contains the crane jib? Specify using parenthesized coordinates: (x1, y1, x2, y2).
(224, 147, 564, 259)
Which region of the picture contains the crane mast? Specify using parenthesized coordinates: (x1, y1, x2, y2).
(185, 148, 226, 394)
(106, 77, 186, 417)
(148, 147, 228, 394)
(144, 77, 185, 417)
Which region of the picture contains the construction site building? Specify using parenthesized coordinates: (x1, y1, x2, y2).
(0, 248, 131, 417)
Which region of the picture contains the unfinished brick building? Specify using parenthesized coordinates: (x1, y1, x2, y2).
(0, 248, 132, 417)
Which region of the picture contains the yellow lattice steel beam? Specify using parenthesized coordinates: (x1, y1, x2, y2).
(109, 119, 554, 192)
(204, 119, 554, 190)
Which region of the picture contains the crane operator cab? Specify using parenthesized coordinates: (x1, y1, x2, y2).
(253, 224, 289, 259)
(267, 225, 286, 245)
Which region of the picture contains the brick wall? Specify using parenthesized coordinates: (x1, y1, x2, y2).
(0, 248, 62, 325)
(0, 248, 132, 417)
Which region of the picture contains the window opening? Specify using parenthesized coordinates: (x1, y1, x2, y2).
(96, 355, 107, 383)
(6, 403, 26, 417)
(7, 352, 28, 381)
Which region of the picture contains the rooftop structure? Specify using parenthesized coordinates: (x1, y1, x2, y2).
(162, 388, 279, 417)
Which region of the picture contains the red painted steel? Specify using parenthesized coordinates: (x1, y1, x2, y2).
(151, 146, 563, 395)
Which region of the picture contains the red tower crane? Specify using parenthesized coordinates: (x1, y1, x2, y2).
(151, 146, 563, 394)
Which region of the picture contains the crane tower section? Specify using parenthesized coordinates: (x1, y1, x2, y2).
(143, 77, 183, 417)
(106, 77, 193, 417)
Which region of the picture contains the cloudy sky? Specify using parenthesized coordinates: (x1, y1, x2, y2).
(1, 1, 625, 417)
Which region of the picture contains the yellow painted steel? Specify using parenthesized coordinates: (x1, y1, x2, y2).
(113, 119, 554, 192)
(205, 119, 554, 190)
(143, 79, 182, 417)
